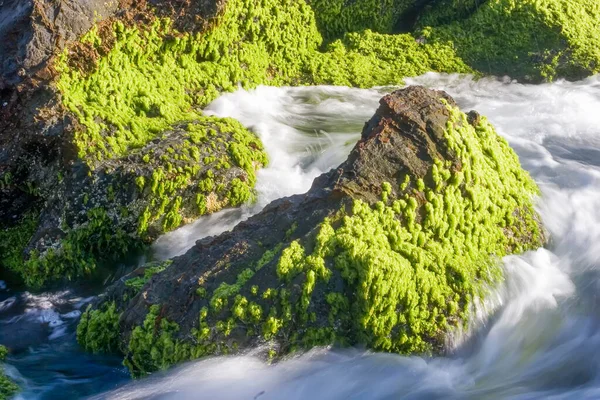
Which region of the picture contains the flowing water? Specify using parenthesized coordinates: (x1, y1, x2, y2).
(2, 73, 600, 399)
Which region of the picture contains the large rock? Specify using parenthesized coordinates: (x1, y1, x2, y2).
(78, 86, 545, 376)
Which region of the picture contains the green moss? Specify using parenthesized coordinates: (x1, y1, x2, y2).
(77, 302, 121, 354)
(0, 212, 38, 276)
(124, 305, 194, 377)
(308, 29, 472, 87)
(309, 0, 414, 41)
(419, 0, 600, 81)
(125, 260, 173, 293)
(417, 0, 481, 27)
(0, 345, 18, 400)
(21, 208, 142, 288)
(56, 0, 469, 168)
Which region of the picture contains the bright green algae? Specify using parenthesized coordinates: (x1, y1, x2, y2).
(77, 302, 121, 354)
(80, 102, 543, 376)
(419, 0, 600, 81)
(56, 0, 470, 166)
(0, 346, 18, 400)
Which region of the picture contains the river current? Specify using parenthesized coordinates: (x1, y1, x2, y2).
(2, 73, 600, 399)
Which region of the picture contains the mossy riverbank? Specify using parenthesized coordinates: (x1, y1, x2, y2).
(4, 0, 596, 287)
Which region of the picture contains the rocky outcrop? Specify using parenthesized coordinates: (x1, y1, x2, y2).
(78, 86, 545, 376)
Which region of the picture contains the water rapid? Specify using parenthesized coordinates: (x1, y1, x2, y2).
(3, 73, 600, 399)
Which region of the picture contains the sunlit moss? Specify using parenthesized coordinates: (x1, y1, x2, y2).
(56, 0, 470, 167)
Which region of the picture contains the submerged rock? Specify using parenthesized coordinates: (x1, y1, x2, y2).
(79, 86, 545, 376)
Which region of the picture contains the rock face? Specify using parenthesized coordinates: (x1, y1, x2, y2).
(78, 86, 545, 376)
(0, 0, 117, 88)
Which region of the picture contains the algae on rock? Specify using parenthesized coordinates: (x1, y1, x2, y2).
(79, 86, 545, 376)
(6, 116, 267, 288)
(418, 0, 600, 81)
(14, 0, 469, 287)
(308, 0, 416, 41)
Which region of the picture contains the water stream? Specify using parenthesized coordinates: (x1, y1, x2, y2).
(2, 73, 600, 399)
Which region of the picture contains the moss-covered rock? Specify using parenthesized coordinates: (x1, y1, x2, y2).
(418, 0, 600, 81)
(81, 86, 545, 376)
(308, 0, 415, 41)
(0, 345, 18, 400)
(1, 116, 266, 288)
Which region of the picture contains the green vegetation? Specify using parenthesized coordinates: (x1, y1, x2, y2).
(0, 345, 18, 400)
(77, 302, 121, 354)
(309, 30, 471, 87)
(419, 0, 600, 81)
(56, 0, 470, 167)
(124, 305, 195, 377)
(21, 208, 141, 288)
(125, 260, 173, 293)
(0, 212, 38, 278)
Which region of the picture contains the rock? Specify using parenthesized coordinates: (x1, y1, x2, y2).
(0, 0, 117, 88)
(78, 86, 546, 376)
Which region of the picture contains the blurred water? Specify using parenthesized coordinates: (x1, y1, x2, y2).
(3, 74, 600, 399)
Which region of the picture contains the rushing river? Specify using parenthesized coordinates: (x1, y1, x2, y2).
(2, 73, 600, 399)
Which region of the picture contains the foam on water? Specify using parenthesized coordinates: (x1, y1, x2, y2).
(5, 74, 600, 399)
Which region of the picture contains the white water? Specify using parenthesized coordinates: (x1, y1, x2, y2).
(5, 74, 600, 399)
